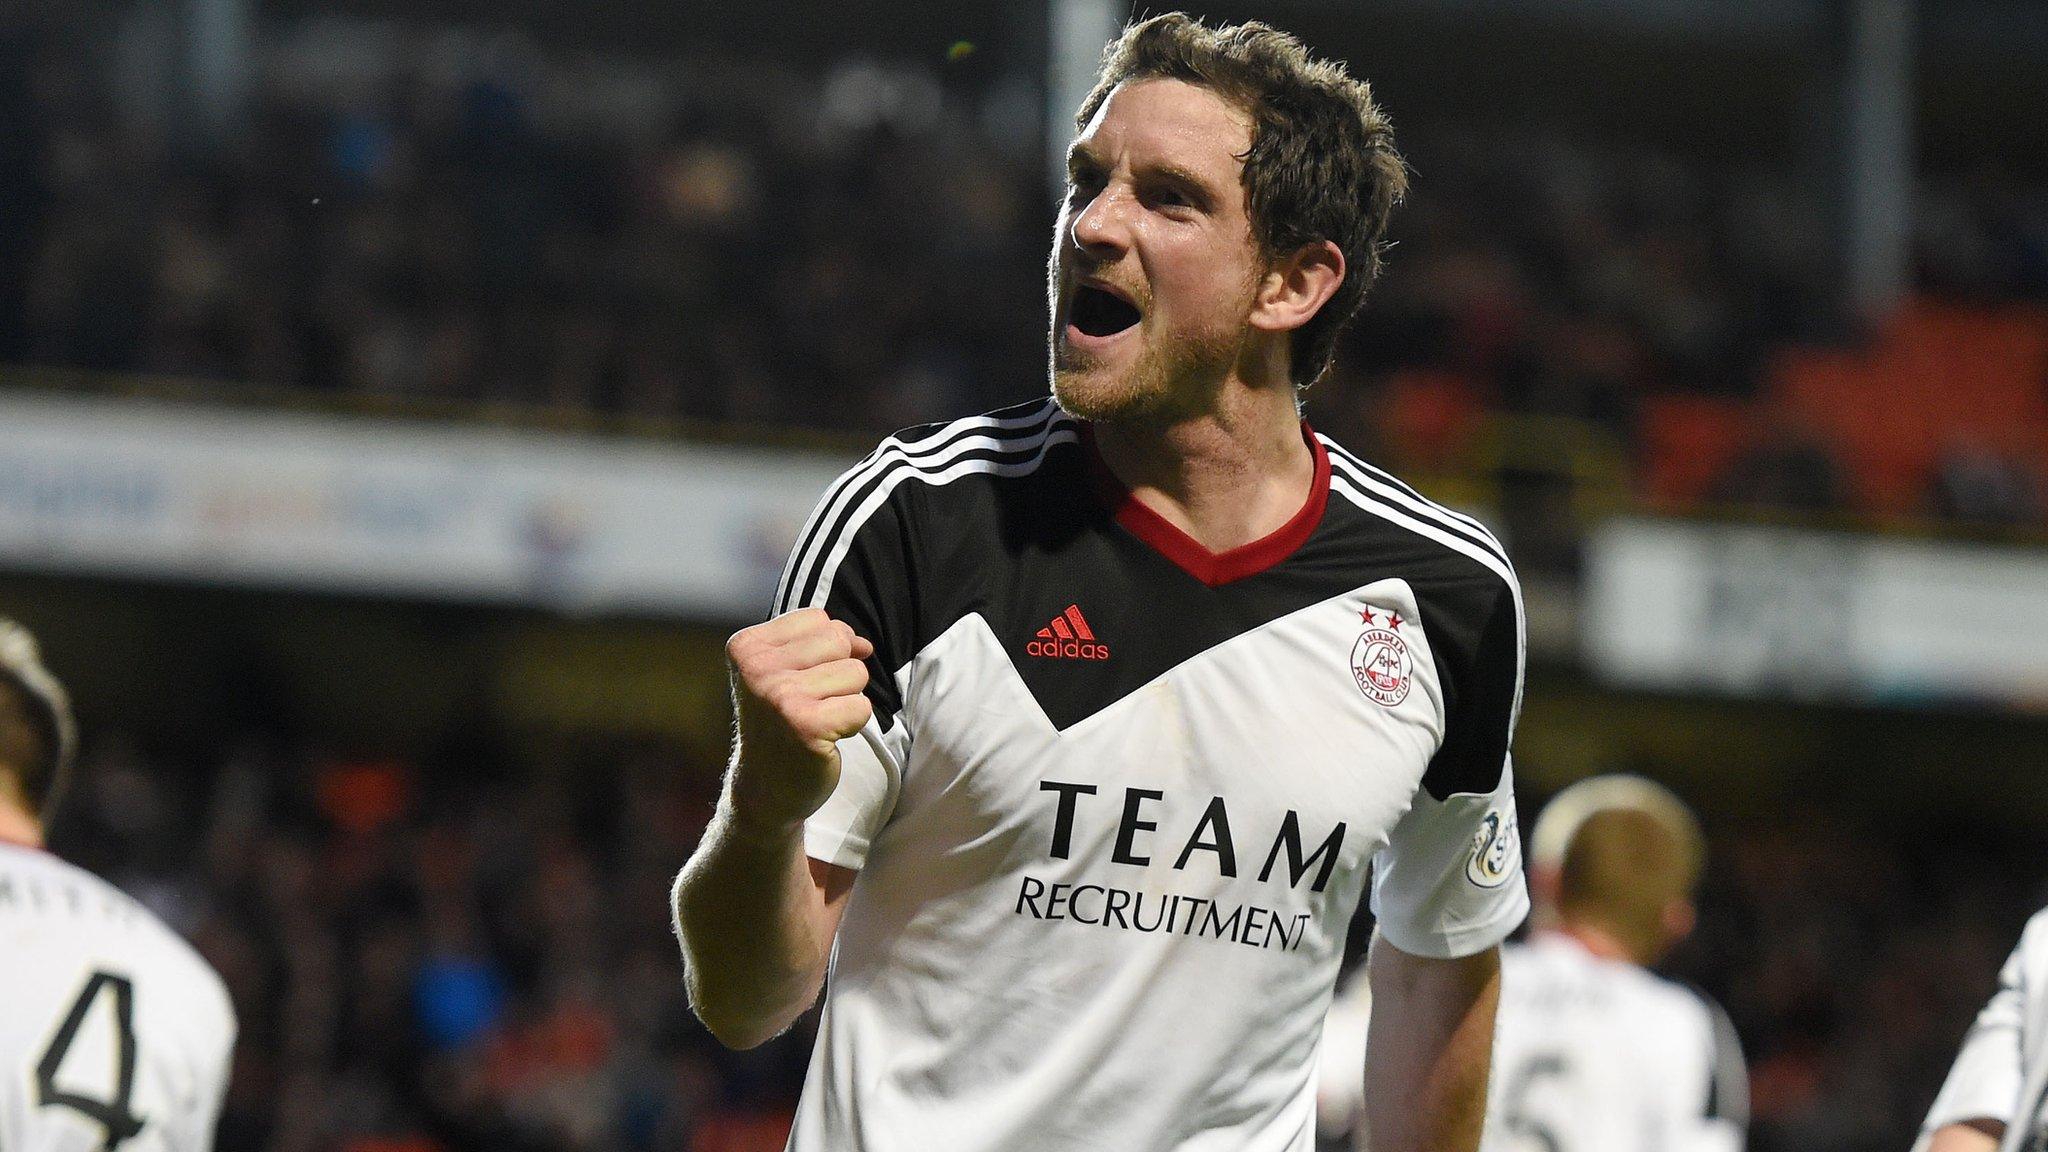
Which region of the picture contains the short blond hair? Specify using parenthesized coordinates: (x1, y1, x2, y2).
(0, 619, 76, 819)
(1532, 775, 1705, 959)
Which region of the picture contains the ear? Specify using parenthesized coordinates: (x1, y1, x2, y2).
(1248, 239, 1345, 336)
(1661, 898, 1697, 946)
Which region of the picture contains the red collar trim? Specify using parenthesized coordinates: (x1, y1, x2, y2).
(1083, 423, 1330, 587)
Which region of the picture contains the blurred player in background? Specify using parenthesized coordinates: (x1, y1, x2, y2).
(1915, 907, 2048, 1152)
(0, 620, 236, 1152)
(1319, 775, 1747, 1151)
(676, 12, 1527, 1152)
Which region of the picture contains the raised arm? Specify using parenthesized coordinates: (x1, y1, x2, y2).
(1363, 932, 1503, 1152)
(672, 608, 873, 1049)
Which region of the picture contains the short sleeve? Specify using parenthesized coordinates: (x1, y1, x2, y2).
(773, 446, 924, 872)
(1679, 996, 1749, 1152)
(1370, 568, 1528, 958)
(803, 721, 910, 870)
(1369, 757, 1528, 957)
(1918, 921, 2034, 1140)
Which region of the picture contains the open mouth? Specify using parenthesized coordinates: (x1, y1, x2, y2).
(1069, 284, 1142, 338)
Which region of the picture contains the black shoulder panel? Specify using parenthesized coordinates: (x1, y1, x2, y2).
(780, 399, 1072, 730)
(895, 431, 1520, 738)
(1321, 444, 1523, 801)
(806, 416, 1525, 752)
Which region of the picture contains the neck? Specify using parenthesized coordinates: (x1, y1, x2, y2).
(0, 800, 43, 850)
(1546, 921, 1641, 965)
(1090, 384, 1312, 554)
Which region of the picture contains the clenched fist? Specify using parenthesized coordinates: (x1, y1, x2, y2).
(725, 607, 876, 832)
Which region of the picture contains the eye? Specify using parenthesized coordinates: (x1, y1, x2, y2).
(1145, 184, 1198, 212)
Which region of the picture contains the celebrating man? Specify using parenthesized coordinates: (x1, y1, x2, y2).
(674, 14, 1527, 1151)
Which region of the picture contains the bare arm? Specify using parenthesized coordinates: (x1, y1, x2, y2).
(673, 608, 874, 1049)
(1927, 1120, 2004, 1152)
(1363, 932, 1503, 1152)
(673, 800, 855, 1048)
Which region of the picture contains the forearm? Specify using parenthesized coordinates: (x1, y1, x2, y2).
(1927, 1120, 2004, 1152)
(1363, 934, 1502, 1152)
(672, 776, 842, 1049)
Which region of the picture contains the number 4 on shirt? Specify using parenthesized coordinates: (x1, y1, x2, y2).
(37, 970, 148, 1151)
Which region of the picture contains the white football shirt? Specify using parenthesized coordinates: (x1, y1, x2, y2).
(0, 842, 237, 1152)
(1481, 936, 1747, 1152)
(1916, 906, 2048, 1152)
(759, 400, 1530, 1152)
(1317, 935, 1747, 1152)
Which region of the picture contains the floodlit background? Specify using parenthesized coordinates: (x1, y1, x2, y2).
(3, 0, 2047, 1148)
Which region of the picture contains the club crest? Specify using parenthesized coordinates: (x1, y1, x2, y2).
(1349, 615, 1412, 707)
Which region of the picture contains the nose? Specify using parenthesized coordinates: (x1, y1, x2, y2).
(1067, 184, 1133, 258)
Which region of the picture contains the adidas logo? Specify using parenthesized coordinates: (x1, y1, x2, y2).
(1026, 605, 1110, 661)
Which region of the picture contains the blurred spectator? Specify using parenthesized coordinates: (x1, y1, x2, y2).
(1711, 424, 1853, 514)
(1926, 444, 2043, 527)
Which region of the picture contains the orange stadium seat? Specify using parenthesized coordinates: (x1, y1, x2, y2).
(692, 1112, 797, 1152)
(340, 1140, 443, 1152)
(1761, 298, 2048, 514)
(1765, 347, 1918, 512)
(1384, 368, 1486, 470)
(1639, 394, 1751, 506)
(1886, 299, 2048, 443)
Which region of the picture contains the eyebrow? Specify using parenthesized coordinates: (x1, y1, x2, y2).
(1145, 162, 1215, 195)
(1064, 147, 1220, 200)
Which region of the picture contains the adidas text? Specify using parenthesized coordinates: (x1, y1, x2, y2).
(1026, 638, 1111, 660)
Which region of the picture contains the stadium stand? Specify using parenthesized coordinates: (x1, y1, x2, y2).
(1, 17, 2043, 535)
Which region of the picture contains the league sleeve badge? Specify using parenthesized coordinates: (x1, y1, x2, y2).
(1465, 808, 1519, 889)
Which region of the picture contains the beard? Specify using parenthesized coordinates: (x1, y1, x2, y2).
(1048, 305, 1244, 426)
(1045, 234, 1255, 426)
(1050, 329, 1231, 425)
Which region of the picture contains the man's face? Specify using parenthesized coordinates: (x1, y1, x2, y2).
(1049, 78, 1267, 422)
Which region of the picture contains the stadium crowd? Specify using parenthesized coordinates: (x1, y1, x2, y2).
(32, 723, 2038, 1152)
(2, 16, 2047, 530)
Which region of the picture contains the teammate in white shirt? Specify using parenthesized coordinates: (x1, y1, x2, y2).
(0, 620, 237, 1152)
(1320, 775, 1747, 1152)
(675, 13, 1527, 1152)
(1915, 906, 2048, 1152)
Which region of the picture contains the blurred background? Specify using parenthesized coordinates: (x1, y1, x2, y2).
(2, 0, 2047, 1148)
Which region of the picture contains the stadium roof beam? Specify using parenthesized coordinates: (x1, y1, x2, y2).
(1045, 0, 1130, 199)
(1825, 0, 1915, 327)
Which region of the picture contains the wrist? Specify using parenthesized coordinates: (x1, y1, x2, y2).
(721, 782, 810, 848)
